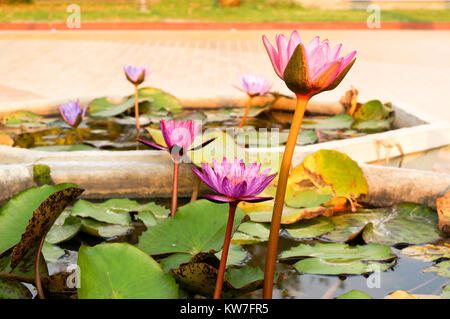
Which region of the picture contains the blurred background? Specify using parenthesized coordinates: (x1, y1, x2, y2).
(0, 0, 449, 23)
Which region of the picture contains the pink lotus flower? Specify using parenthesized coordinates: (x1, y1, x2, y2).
(138, 120, 214, 161)
(59, 100, 88, 128)
(234, 75, 272, 97)
(192, 158, 276, 204)
(124, 65, 148, 85)
(263, 31, 356, 96)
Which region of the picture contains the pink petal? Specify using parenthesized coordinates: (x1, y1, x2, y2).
(204, 194, 236, 204)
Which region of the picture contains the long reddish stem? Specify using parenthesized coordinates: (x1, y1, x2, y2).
(263, 94, 310, 299)
(35, 237, 46, 299)
(134, 84, 140, 139)
(171, 161, 180, 217)
(237, 95, 253, 130)
(214, 202, 237, 299)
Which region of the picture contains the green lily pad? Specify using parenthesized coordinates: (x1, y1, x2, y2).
(215, 244, 248, 266)
(351, 119, 391, 132)
(353, 100, 392, 121)
(71, 199, 135, 226)
(239, 200, 330, 224)
(286, 165, 333, 208)
(224, 266, 264, 289)
(285, 216, 335, 239)
(88, 96, 151, 118)
(0, 110, 56, 128)
(78, 243, 178, 299)
(0, 277, 32, 299)
(301, 114, 354, 130)
(46, 213, 82, 244)
(281, 243, 396, 275)
(159, 253, 192, 273)
(337, 290, 372, 299)
(300, 149, 368, 201)
(0, 184, 82, 256)
(138, 87, 182, 114)
(235, 130, 317, 148)
(324, 203, 441, 246)
(42, 241, 65, 263)
(423, 261, 450, 278)
(232, 222, 270, 244)
(80, 218, 132, 238)
(138, 200, 245, 256)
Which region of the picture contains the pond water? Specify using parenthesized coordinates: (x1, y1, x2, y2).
(45, 197, 449, 299)
(2, 107, 380, 151)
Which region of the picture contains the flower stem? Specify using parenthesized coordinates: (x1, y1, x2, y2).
(263, 94, 309, 299)
(214, 202, 237, 299)
(190, 176, 201, 202)
(237, 95, 253, 130)
(0, 272, 35, 284)
(35, 237, 46, 299)
(171, 161, 180, 217)
(134, 84, 140, 139)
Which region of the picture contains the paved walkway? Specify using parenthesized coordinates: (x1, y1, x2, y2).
(0, 30, 449, 121)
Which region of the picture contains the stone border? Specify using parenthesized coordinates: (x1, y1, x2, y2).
(1, 160, 448, 209)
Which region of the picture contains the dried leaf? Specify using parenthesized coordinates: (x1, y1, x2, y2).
(11, 186, 84, 269)
(437, 191, 450, 235)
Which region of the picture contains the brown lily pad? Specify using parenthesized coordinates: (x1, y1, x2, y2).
(10, 186, 84, 269)
(170, 263, 263, 298)
(437, 191, 450, 236)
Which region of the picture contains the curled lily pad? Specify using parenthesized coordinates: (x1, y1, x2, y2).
(0, 277, 32, 299)
(78, 243, 179, 299)
(138, 200, 245, 256)
(10, 185, 83, 268)
(281, 243, 396, 275)
(0, 184, 82, 255)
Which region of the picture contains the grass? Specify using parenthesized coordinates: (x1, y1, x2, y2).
(0, 0, 449, 23)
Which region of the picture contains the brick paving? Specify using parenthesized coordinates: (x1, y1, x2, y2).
(0, 30, 449, 121)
